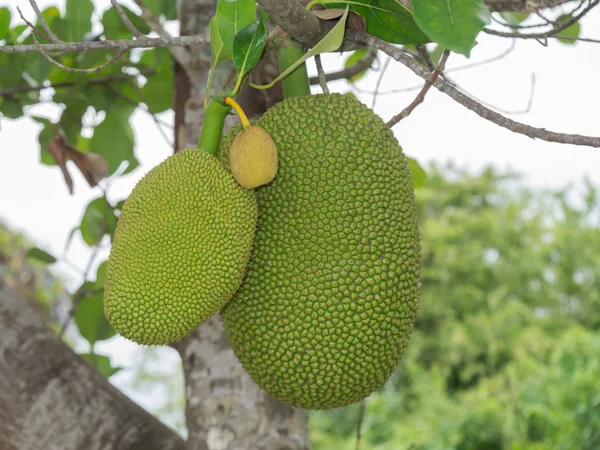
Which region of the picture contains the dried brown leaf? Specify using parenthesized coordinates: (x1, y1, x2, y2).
(312, 9, 345, 20)
(311, 9, 366, 32)
(46, 132, 109, 194)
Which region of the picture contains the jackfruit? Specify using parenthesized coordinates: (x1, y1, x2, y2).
(104, 148, 257, 346)
(218, 94, 421, 409)
(229, 125, 278, 189)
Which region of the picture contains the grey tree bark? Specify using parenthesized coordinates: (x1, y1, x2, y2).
(0, 281, 186, 450)
(173, 1, 309, 450)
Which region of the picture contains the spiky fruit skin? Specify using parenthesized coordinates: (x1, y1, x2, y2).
(104, 149, 258, 346)
(218, 94, 422, 409)
(229, 126, 279, 189)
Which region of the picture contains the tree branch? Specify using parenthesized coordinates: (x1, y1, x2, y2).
(111, 0, 144, 38)
(348, 30, 600, 148)
(256, 0, 329, 47)
(484, 0, 572, 11)
(314, 54, 330, 93)
(0, 71, 155, 97)
(484, 0, 599, 39)
(0, 35, 210, 54)
(386, 49, 450, 127)
(27, 0, 62, 43)
(131, 0, 191, 69)
(308, 47, 377, 85)
(0, 282, 185, 450)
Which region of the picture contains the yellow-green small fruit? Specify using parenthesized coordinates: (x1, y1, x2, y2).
(229, 126, 278, 189)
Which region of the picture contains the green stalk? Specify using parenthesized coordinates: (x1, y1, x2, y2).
(277, 39, 311, 98)
(197, 100, 230, 156)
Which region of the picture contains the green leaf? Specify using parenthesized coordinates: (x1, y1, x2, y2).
(0, 8, 10, 40)
(101, 4, 151, 39)
(322, 0, 430, 44)
(65, 0, 94, 41)
(252, 8, 350, 90)
(499, 12, 529, 26)
(216, 0, 257, 53)
(26, 247, 57, 264)
(144, 0, 177, 20)
(80, 196, 117, 246)
(95, 261, 107, 287)
(33, 116, 58, 165)
(79, 353, 122, 378)
(232, 18, 267, 94)
(59, 101, 88, 144)
(24, 53, 52, 83)
(412, 0, 490, 56)
(90, 105, 137, 175)
(407, 157, 427, 189)
(206, 17, 233, 106)
(141, 68, 173, 114)
(344, 48, 373, 82)
(74, 291, 116, 344)
(556, 15, 581, 45)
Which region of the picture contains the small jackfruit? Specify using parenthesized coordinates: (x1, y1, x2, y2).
(229, 125, 278, 189)
(104, 148, 257, 346)
(218, 94, 421, 409)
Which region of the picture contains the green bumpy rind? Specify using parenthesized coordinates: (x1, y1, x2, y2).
(218, 94, 422, 409)
(104, 149, 258, 346)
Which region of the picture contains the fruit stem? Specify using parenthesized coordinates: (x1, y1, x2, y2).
(225, 96, 251, 129)
(197, 100, 230, 156)
(277, 38, 311, 99)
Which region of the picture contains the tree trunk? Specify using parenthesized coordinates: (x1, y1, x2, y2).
(0, 281, 185, 450)
(173, 1, 309, 450)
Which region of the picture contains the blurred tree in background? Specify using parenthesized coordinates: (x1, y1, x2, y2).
(310, 165, 600, 450)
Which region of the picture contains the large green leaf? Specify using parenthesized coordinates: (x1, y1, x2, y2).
(74, 291, 116, 344)
(141, 68, 173, 114)
(79, 353, 122, 378)
(206, 16, 233, 106)
(65, 0, 94, 41)
(0, 8, 10, 40)
(90, 105, 136, 175)
(216, 0, 257, 53)
(58, 100, 88, 144)
(232, 18, 267, 93)
(322, 0, 430, 44)
(412, 0, 489, 56)
(80, 196, 117, 246)
(556, 14, 581, 45)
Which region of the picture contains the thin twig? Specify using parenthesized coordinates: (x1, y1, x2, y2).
(28, 0, 62, 43)
(355, 400, 366, 450)
(349, 30, 600, 147)
(386, 49, 451, 127)
(111, 0, 144, 38)
(131, 0, 191, 69)
(484, 0, 599, 39)
(0, 35, 210, 54)
(0, 70, 156, 97)
(415, 44, 435, 71)
(314, 54, 330, 94)
(308, 47, 377, 85)
(371, 55, 391, 109)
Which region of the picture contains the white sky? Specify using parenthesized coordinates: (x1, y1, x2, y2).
(1, 0, 599, 424)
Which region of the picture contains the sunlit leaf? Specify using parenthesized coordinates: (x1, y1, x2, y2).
(232, 18, 267, 93)
(407, 157, 427, 189)
(556, 14, 581, 45)
(0, 7, 11, 40)
(216, 0, 257, 53)
(343, 48, 374, 82)
(412, 0, 490, 56)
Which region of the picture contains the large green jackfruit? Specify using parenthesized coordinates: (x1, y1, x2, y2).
(218, 94, 421, 409)
(104, 149, 257, 346)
